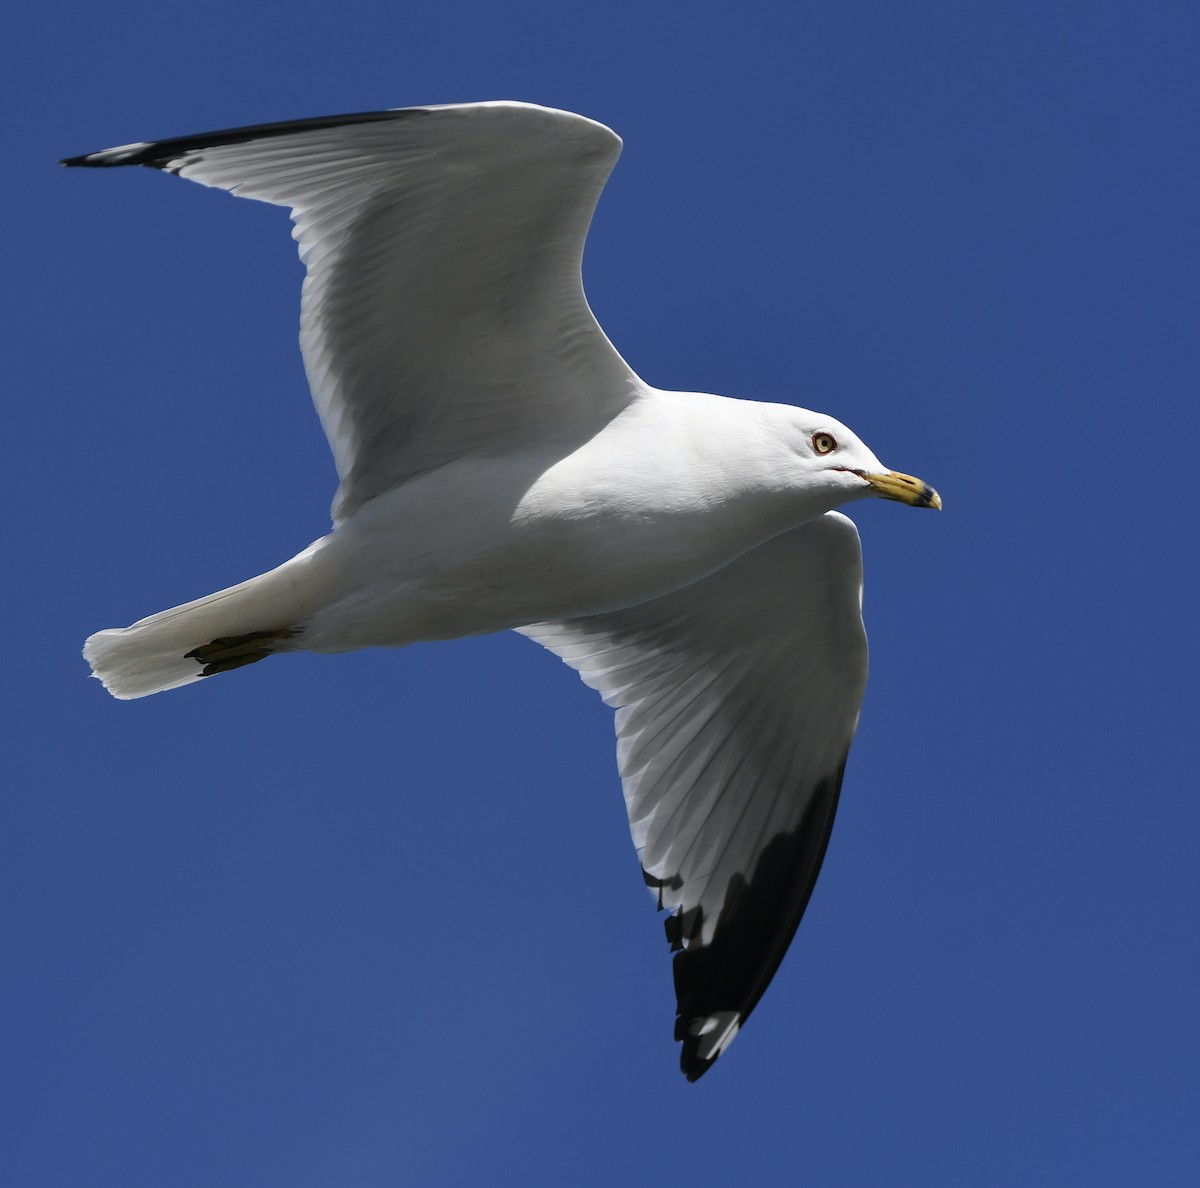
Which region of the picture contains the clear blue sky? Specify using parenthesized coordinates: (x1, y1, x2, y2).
(5, 2, 1198, 1184)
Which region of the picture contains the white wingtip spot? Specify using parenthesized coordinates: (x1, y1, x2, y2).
(687, 1011, 741, 1060)
(86, 141, 155, 165)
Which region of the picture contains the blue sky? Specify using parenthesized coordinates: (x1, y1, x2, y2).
(5, 1, 1199, 1184)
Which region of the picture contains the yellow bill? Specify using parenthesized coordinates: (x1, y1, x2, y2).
(863, 470, 943, 510)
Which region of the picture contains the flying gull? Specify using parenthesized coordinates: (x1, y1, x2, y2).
(63, 102, 941, 1080)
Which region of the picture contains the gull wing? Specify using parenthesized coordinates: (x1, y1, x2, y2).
(519, 512, 869, 1080)
(63, 102, 643, 520)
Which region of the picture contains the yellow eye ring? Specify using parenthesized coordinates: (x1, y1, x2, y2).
(812, 432, 837, 455)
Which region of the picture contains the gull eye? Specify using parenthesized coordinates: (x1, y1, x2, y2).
(812, 432, 837, 455)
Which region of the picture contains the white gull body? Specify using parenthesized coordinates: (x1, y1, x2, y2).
(65, 102, 940, 1080)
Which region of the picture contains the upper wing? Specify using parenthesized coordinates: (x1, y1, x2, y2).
(519, 513, 869, 1080)
(63, 102, 644, 520)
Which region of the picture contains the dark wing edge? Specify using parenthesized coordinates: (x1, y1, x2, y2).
(60, 109, 428, 169)
(669, 753, 848, 1081)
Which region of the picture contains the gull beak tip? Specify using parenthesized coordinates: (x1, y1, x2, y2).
(864, 470, 943, 510)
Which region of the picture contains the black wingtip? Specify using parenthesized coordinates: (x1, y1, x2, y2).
(667, 754, 851, 1082)
(60, 143, 160, 169)
(58, 108, 431, 172)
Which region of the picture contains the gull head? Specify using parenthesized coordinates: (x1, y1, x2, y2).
(775, 406, 942, 512)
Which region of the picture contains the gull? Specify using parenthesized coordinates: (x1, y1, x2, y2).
(63, 101, 940, 1081)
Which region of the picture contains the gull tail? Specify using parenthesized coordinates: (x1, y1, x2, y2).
(83, 543, 334, 700)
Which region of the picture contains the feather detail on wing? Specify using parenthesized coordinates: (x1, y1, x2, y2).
(519, 512, 869, 1079)
(64, 102, 644, 520)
